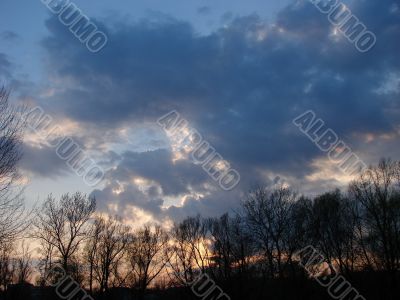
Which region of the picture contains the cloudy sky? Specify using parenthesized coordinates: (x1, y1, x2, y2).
(0, 0, 399, 226)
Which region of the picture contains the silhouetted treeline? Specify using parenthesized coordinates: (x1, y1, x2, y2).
(0, 160, 399, 300)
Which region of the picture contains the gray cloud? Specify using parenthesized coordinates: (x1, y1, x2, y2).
(20, 143, 72, 178)
(22, 0, 400, 220)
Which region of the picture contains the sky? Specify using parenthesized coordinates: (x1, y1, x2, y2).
(0, 0, 399, 226)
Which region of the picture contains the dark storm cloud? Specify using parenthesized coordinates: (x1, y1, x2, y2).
(92, 183, 165, 217)
(91, 148, 247, 219)
(20, 143, 72, 178)
(105, 149, 210, 196)
(35, 0, 400, 218)
(166, 189, 244, 222)
(91, 149, 209, 216)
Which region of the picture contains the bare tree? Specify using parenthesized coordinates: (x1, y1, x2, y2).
(168, 216, 209, 286)
(36, 229, 55, 287)
(0, 242, 14, 291)
(349, 159, 400, 273)
(86, 215, 130, 293)
(84, 216, 103, 294)
(207, 212, 255, 298)
(309, 190, 356, 275)
(207, 214, 235, 281)
(0, 88, 27, 245)
(243, 186, 296, 278)
(33, 192, 96, 275)
(13, 242, 33, 284)
(286, 196, 313, 276)
(127, 225, 169, 294)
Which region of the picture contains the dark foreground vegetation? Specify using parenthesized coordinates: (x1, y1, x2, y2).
(0, 89, 399, 299)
